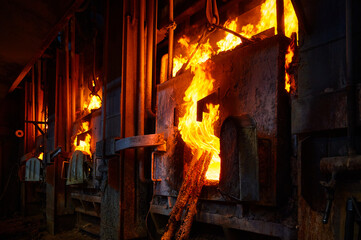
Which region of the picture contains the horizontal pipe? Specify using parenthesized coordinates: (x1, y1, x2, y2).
(320, 156, 361, 173)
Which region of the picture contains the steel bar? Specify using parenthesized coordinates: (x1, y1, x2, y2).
(212, 24, 252, 44)
(167, 0, 174, 80)
(65, 23, 71, 152)
(71, 16, 76, 124)
(114, 133, 165, 152)
(276, 0, 285, 36)
(146, 0, 156, 117)
(346, 0, 356, 156)
(139, 0, 146, 183)
(320, 155, 361, 173)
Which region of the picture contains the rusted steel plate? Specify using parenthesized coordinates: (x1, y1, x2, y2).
(219, 115, 259, 202)
(154, 35, 290, 206)
(25, 157, 41, 181)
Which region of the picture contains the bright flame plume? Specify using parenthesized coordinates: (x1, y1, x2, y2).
(83, 94, 102, 112)
(73, 121, 91, 156)
(178, 63, 221, 180)
(174, 0, 298, 181)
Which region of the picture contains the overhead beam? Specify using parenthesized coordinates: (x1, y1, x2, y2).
(8, 0, 84, 93)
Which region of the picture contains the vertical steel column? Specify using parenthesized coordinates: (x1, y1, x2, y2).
(167, 0, 174, 79)
(346, 0, 356, 156)
(146, 0, 155, 117)
(71, 17, 76, 124)
(139, 0, 145, 136)
(65, 24, 71, 152)
(276, 0, 285, 36)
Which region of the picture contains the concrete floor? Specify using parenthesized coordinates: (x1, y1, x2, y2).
(0, 215, 97, 240)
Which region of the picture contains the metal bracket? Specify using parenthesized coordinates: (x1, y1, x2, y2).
(25, 120, 48, 136)
(101, 133, 166, 156)
(151, 144, 166, 182)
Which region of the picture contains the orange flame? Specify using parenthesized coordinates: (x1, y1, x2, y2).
(74, 134, 91, 156)
(217, 19, 243, 54)
(38, 152, 43, 160)
(174, 0, 298, 181)
(73, 121, 91, 156)
(285, 45, 294, 92)
(241, 0, 298, 38)
(83, 94, 102, 112)
(178, 63, 220, 181)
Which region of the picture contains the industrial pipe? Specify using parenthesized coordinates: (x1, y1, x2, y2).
(139, 0, 145, 136)
(167, 0, 174, 80)
(102, 0, 109, 145)
(152, 0, 158, 112)
(346, 0, 356, 156)
(146, 0, 156, 118)
(139, 0, 146, 183)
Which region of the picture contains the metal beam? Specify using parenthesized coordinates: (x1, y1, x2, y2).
(115, 133, 165, 152)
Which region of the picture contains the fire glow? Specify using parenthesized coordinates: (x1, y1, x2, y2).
(83, 94, 102, 112)
(175, 0, 298, 181)
(73, 121, 91, 156)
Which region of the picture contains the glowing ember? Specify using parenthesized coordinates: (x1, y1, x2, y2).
(38, 152, 43, 160)
(83, 94, 102, 112)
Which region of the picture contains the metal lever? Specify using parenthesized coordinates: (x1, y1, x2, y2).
(320, 172, 336, 224)
(322, 187, 334, 224)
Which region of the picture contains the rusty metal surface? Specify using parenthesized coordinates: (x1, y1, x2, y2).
(219, 115, 259, 202)
(320, 155, 361, 173)
(154, 35, 290, 206)
(114, 133, 165, 151)
(25, 158, 41, 182)
(66, 151, 87, 185)
(291, 89, 357, 134)
(150, 203, 296, 240)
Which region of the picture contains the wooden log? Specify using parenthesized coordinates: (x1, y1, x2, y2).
(162, 151, 211, 240)
(175, 152, 212, 240)
(161, 151, 206, 240)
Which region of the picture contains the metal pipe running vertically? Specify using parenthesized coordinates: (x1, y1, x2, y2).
(102, 0, 109, 144)
(276, 0, 285, 36)
(146, 0, 155, 117)
(138, 0, 147, 183)
(346, 0, 356, 156)
(167, 0, 174, 80)
(139, 0, 145, 136)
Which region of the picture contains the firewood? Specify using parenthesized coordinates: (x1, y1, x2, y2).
(161, 151, 205, 240)
(175, 152, 212, 240)
(162, 151, 212, 240)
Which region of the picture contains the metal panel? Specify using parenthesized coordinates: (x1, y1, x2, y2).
(219, 115, 259, 202)
(154, 35, 290, 206)
(25, 157, 41, 182)
(66, 150, 87, 185)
